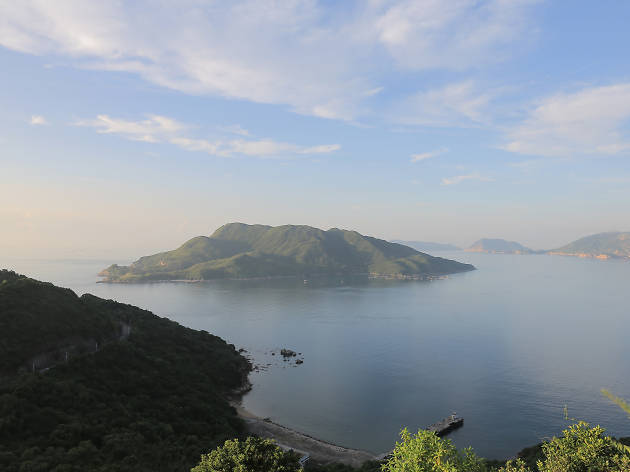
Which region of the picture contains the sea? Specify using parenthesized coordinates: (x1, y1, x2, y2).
(5, 252, 630, 459)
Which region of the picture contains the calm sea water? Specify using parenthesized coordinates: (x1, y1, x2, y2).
(4, 253, 630, 459)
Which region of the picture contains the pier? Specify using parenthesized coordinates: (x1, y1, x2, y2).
(426, 413, 464, 437)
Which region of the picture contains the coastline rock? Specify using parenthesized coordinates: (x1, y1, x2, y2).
(280, 348, 297, 358)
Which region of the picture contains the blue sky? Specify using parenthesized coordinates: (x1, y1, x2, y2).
(1, 0, 630, 259)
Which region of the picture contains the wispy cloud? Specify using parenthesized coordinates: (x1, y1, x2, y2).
(75, 114, 186, 142)
(220, 124, 250, 137)
(300, 144, 341, 154)
(392, 81, 497, 127)
(30, 115, 48, 125)
(411, 147, 448, 162)
(75, 114, 340, 158)
(169, 137, 221, 155)
(0, 1, 539, 122)
(365, 87, 384, 97)
(503, 83, 630, 157)
(371, 0, 539, 70)
(441, 173, 494, 185)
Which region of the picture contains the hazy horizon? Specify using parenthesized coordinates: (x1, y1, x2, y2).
(2, 1, 630, 260)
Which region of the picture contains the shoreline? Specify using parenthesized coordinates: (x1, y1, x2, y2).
(97, 270, 472, 284)
(231, 401, 379, 466)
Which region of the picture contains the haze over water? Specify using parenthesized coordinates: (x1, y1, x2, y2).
(6, 252, 630, 459)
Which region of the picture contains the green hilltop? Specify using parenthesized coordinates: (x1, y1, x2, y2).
(0, 269, 251, 471)
(548, 231, 630, 259)
(99, 223, 475, 283)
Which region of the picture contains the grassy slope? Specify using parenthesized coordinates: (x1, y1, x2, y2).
(550, 232, 630, 257)
(0, 270, 251, 472)
(100, 223, 474, 282)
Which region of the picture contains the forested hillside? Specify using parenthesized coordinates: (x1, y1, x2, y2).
(0, 270, 251, 472)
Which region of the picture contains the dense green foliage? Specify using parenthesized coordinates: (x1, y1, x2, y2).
(537, 422, 629, 472)
(372, 423, 630, 472)
(499, 422, 630, 472)
(550, 232, 630, 258)
(0, 272, 251, 471)
(100, 223, 475, 282)
(382, 428, 487, 472)
(467, 239, 534, 254)
(191, 436, 300, 472)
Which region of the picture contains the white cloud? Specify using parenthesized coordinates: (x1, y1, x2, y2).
(229, 139, 297, 157)
(411, 147, 448, 162)
(169, 137, 221, 155)
(0, 1, 539, 122)
(76, 114, 339, 158)
(365, 87, 384, 97)
(503, 83, 630, 157)
(30, 115, 48, 125)
(441, 173, 494, 185)
(220, 125, 250, 137)
(370, 0, 538, 70)
(393, 81, 496, 126)
(75, 114, 186, 143)
(300, 144, 341, 154)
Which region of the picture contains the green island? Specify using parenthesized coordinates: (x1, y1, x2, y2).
(2, 269, 629, 472)
(99, 223, 475, 283)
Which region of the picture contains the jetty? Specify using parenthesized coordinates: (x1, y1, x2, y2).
(426, 413, 464, 437)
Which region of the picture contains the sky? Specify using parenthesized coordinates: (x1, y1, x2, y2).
(1, 0, 630, 260)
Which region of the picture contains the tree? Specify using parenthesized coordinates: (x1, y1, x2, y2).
(498, 422, 630, 472)
(382, 428, 487, 472)
(191, 436, 300, 472)
(499, 459, 530, 472)
(537, 421, 629, 472)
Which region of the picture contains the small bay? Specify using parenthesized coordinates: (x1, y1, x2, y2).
(6, 252, 630, 459)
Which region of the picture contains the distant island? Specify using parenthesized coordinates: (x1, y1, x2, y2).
(548, 231, 630, 260)
(463, 232, 630, 261)
(466, 238, 534, 254)
(392, 240, 461, 252)
(99, 223, 475, 283)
